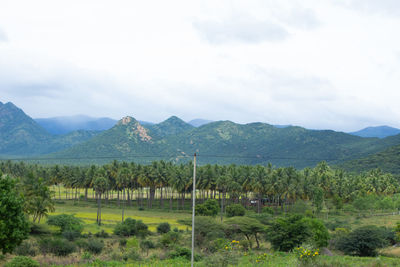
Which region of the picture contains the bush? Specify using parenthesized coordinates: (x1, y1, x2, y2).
(14, 240, 37, 257)
(160, 231, 180, 248)
(126, 236, 139, 249)
(168, 246, 192, 260)
(114, 218, 150, 238)
(179, 217, 225, 247)
(5, 256, 39, 267)
(226, 204, 246, 217)
(157, 222, 171, 234)
(85, 239, 104, 255)
(196, 199, 219, 216)
(262, 206, 275, 215)
(267, 214, 311, 252)
(95, 230, 109, 238)
(335, 225, 389, 256)
(62, 230, 81, 241)
(119, 238, 127, 247)
(29, 223, 51, 236)
(39, 238, 76, 256)
(203, 251, 239, 267)
(303, 217, 330, 248)
(47, 214, 83, 234)
(123, 249, 141, 261)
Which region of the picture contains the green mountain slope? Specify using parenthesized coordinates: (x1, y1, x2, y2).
(340, 144, 400, 174)
(0, 101, 100, 156)
(0, 101, 53, 155)
(50, 117, 400, 168)
(147, 116, 194, 138)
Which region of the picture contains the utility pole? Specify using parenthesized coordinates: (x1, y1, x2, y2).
(191, 153, 197, 267)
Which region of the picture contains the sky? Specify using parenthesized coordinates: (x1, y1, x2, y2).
(0, 0, 400, 132)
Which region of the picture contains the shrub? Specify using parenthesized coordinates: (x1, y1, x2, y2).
(126, 236, 139, 249)
(29, 223, 51, 236)
(168, 246, 192, 260)
(226, 204, 246, 217)
(5, 256, 39, 267)
(302, 217, 330, 248)
(262, 206, 275, 215)
(85, 239, 104, 255)
(47, 214, 83, 234)
(267, 214, 311, 252)
(14, 240, 37, 257)
(208, 238, 229, 253)
(62, 230, 81, 241)
(196, 199, 219, 216)
(114, 218, 149, 238)
(95, 230, 109, 238)
(157, 222, 171, 234)
(179, 217, 225, 247)
(39, 238, 76, 256)
(335, 225, 389, 256)
(203, 251, 239, 267)
(119, 238, 127, 247)
(160, 231, 180, 248)
(124, 249, 141, 261)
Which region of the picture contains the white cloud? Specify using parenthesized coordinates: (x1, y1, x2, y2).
(0, 0, 399, 132)
(0, 27, 7, 42)
(193, 17, 288, 44)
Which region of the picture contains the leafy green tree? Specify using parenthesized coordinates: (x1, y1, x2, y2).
(114, 218, 150, 238)
(140, 239, 155, 256)
(157, 222, 171, 234)
(267, 215, 311, 252)
(335, 225, 389, 256)
(226, 204, 246, 217)
(302, 217, 330, 248)
(46, 214, 83, 235)
(21, 173, 54, 223)
(225, 216, 266, 248)
(0, 174, 30, 254)
(196, 199, 219, 216)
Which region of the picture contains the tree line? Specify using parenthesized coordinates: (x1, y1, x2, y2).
(1, 160, 398, 217)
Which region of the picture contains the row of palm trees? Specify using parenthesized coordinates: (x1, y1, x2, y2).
(1, 160, 398, 215)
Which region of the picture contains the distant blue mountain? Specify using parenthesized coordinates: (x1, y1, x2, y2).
(188, 118, 213, 127)
(349, 126, 400, 139)
(35, 115, 117, 135)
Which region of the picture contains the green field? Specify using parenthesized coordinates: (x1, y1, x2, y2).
(48, 201, 191, 233)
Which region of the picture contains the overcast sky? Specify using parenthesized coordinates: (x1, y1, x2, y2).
(1, 0, 400, 132)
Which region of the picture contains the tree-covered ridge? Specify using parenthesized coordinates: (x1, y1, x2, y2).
(0, 102, 100, 155)
(2, 101, 400, 169)
(50, 117, 400, 168)
(340, 144, 400, 174)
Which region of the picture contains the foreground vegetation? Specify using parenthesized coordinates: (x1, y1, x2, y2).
(2, 160, 400, 266)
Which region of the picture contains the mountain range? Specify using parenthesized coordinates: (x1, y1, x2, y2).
(349, 126, 400, 138)
(1, 101, 400, 173)
(0, 102, 99, 156)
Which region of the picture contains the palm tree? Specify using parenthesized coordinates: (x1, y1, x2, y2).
(93, 170, 109, 226)
(117, 167, 130, 221)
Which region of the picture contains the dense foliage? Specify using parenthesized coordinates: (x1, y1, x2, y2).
(0, 173, 29, 254)
(335, 225, 390, 256)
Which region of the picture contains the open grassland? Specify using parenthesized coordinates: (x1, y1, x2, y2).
(49, 201, 191, 233)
